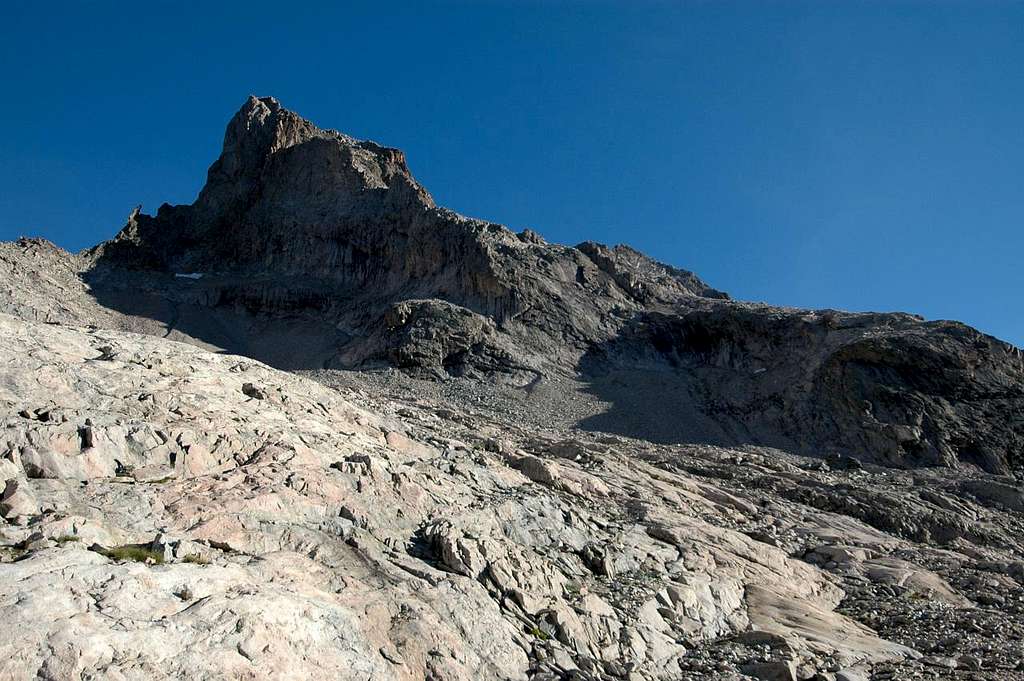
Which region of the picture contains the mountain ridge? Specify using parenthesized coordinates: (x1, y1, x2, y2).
(0, 96, 1021, 474)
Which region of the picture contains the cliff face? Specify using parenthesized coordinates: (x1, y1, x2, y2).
(82, 96, 724, 375)
(99, 96, 436, 275)
(3, 96, 1021, 473)
(582, 307, 1024, 473)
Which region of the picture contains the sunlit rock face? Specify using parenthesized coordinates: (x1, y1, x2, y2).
(0, 313, 920, 680)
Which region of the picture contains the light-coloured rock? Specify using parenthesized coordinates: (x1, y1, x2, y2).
(1, 478, 38, 519)
(0, 313, 950, 680)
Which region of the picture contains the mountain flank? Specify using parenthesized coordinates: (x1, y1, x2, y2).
(2, 96, 1021, 475)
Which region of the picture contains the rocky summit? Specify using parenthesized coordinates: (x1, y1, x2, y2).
(0, 97, 1022, 681)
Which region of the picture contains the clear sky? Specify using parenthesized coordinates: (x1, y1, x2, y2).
(2, 2, 1022, 345)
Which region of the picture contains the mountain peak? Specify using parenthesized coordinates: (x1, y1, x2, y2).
(100, 96, 436, 273)
(244, 93, 282, 111)
(219, 95, 317, 164)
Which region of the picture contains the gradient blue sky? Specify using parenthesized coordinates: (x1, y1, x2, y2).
(2, 1, 1022, 344)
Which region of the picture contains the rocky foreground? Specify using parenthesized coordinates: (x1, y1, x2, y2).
(1, 97, 1023, 680)
(1, 314, 1023, 680)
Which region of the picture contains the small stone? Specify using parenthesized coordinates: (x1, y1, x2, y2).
(741, 660, 797, 681)
(241, 382, 267, 400)
(920, 655, 957, 669)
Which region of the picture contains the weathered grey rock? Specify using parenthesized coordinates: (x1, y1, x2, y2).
(834, 669, 869, 681)
(0, 478, 38, 519)
(741, 660, 797, 681)
(958, 478, 1024, 512)
(580, 306, 1024, 473)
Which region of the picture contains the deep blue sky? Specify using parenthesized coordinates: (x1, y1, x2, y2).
(2, 2, 1022, 345)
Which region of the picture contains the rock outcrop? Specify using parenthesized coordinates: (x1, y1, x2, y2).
(81, 96, 722, 378)
(581, 306, 1024, 473)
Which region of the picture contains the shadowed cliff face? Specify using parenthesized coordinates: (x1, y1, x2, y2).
(81, 97, 723, 375)
(578, 307, 1024, 473)
(91, 97, 721, 317)
(2, 95, 1021, 473)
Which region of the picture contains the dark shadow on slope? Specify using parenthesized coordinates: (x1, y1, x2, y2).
(574, 365, 742, 447)
(574, 308, 810, 451)
(575, 308, 1024, 474)
(80, 267, 353, 370)
(75, 121, 440, 370)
